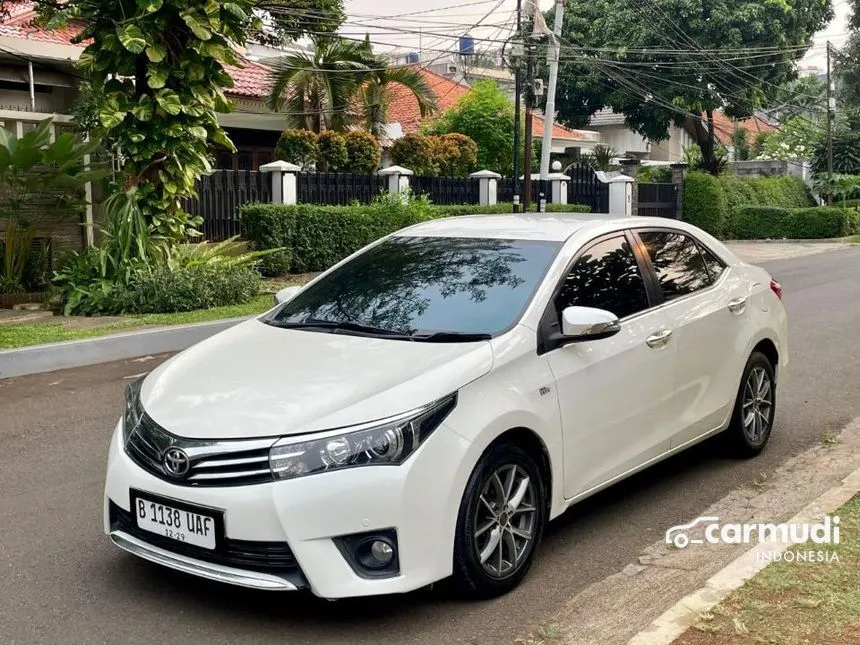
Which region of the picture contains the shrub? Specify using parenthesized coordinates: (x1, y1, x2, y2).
(275, 129, 318, 167)
(316, 131, 349, 171)
(124, 264, 260, 313)
(344, 131, 381, 174)
(683, 171, 728, 236)
(433, 134, 479, 176)
(239, 204, 296, 276)
(54, 232, 268, 315)
(240, 199, 591, 274)
(390, 133, 437, 176)
(731, 206, 859, 240)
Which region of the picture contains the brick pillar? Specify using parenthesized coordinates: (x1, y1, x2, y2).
(670, 163, 688, 221)
(619, 159, 641, 217)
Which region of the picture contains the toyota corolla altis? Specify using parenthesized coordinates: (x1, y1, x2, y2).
(104, 214, 787, 599)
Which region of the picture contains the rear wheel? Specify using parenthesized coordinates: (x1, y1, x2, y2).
(724, 351, 776, 457)
(452, 442, 546, 598)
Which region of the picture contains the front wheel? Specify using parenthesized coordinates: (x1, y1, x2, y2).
(452, 442, 547, 598)
(724, 351, 776, 457)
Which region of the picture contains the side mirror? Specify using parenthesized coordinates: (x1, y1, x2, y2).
(274, 285, 302, 305)
(560, 306, 621, 341)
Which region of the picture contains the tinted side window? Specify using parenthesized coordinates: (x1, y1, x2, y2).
(555, 236, 650, 319)
(698, 243, 726, 281)
(639, 232, 712, 300)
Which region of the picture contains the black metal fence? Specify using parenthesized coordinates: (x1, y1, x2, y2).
(182, 170, 271, 241)
(566, 165, 609, 213)
(638, 183, 679, 219)
(412, 175, 480, 205)
(297, 172, 387, 205)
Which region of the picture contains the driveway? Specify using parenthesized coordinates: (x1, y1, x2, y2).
(1, 248, 859, 645)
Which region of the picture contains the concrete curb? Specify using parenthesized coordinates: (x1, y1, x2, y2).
(627, 464, 860, 645)
(0, 317, 249, 379)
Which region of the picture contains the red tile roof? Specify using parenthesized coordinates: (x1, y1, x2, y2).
(0, 1, 86, 45)
(712, 110, 776, 146)
(386, 67, 471, 133)
(224, 59, 274, 98)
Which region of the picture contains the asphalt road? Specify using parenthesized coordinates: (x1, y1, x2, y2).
(1, 247, 859, 645)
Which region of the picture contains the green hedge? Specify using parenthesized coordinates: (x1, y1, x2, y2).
(685, 172, 816, 238)
(683, 171, 729, 237)
(240, 201, 591, 275)
(731, 206, 860, 240)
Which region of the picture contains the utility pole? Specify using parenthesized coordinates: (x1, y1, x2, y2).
(826, 41, 834, 205)
(512, 0, 523, 213)
(523, 42, 535, 211)
(539, 0, 565, 210)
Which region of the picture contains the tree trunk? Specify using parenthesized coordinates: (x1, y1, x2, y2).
(693, 110, 720, 175)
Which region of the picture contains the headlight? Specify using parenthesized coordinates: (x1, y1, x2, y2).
(269, 394, 457, 481)
(123, 377, 145, 444)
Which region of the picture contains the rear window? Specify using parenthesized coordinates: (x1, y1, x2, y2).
(638, 231, 713, 300)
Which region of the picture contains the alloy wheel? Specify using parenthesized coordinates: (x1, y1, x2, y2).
(742, 366, 773, 445)
(472, 464, 537, 579)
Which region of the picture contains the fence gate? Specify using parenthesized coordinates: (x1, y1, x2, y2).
(182, 170, 271, 241)
(566, 164, 609, 213)
(638, 183, 678, 219)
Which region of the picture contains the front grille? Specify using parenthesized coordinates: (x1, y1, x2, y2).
(125, 414, 277, 487)
(110, 502, 304, 580)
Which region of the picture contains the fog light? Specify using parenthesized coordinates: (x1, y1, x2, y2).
(334, 529, 400, 578)
(370, 540, 394, 564)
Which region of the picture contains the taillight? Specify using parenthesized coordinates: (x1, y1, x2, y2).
(770, 279, 783, 299)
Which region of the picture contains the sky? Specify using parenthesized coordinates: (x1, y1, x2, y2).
(342, 0, 851, 70)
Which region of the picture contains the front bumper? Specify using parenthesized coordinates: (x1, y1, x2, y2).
(103, 419, 472, 598)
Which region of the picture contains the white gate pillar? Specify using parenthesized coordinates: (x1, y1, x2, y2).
(260, 160, 302, 205)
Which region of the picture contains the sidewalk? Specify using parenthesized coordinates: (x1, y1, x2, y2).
(725, 240, 856, 264)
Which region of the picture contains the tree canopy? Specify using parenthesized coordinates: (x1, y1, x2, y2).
(425, 80, 518, 175)
(550, 0, 833, 173)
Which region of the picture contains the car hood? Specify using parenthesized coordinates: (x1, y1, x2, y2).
(140, 319, 494, 440)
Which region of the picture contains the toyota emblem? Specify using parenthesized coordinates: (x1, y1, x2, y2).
(162, 447, 190, 477)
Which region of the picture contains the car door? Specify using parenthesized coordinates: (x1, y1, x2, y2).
(633, 229, 750, 448)
(540, 232, 679, 500)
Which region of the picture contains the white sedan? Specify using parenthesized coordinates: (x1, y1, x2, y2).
(104, 213, 787, 599)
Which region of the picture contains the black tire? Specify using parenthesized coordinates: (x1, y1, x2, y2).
(452, 442, 547, 599)
(723, 351, 776, 457)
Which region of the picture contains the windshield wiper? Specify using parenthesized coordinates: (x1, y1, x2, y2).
(409, 332, 493, 343)
(267, 319, 412, 339)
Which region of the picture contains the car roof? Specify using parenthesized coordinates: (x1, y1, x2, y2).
(395, 213, 695, 242)
(395, 213, 629, 242)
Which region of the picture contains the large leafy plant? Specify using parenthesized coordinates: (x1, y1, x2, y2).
(0, 119, 103, 292)
(42, 0, 261, 240)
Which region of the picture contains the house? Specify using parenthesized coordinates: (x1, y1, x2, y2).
(587, 107, 777, 162)
(587, 109, 696, 161)
(710, 110, 776, 159)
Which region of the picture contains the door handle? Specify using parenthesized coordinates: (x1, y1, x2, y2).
(646, 329, 673, 349)
(728, 297, 748, 314)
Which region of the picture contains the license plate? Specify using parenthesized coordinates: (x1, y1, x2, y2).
(133, 494, 217, 550)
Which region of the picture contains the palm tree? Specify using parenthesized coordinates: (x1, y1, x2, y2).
(267, 36, 438, 136)
(357, 38, 437, 138)
(267, 38, 369, 133)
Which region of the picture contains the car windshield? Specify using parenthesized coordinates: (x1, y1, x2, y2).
(265, 236, 561, 339)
